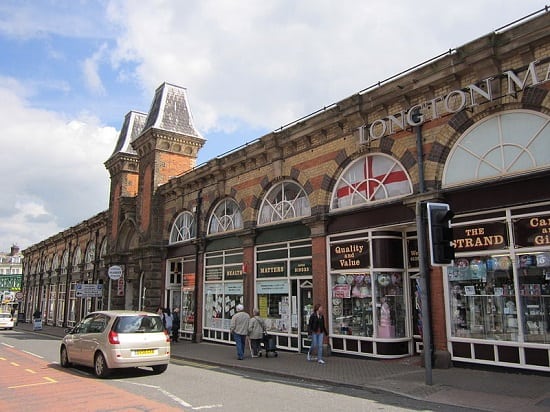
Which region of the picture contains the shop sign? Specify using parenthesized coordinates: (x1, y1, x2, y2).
(225, 265, 243, 280)
(0, 274, 22, 291)
(407, 239, 419, 269)
(332, 284, 351, 298)
(514, 216, 550, 248)
(257, 280, 289, 294)
(360, 60, 550, 142)
(257, 262, 287, 278)
(182, 273, 195, 288)
(205, 267, 223, 281)
(290, 260, 311, 276)
(330, 240, 369, 270)
(224, 282, 243, 294)
(452, 222, 508, 252)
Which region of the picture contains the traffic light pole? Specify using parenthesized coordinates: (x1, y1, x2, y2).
(417, 200, 433, 385)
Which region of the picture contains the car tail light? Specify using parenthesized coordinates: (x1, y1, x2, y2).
(108, 330, 120, 344)
(164, 330, 171, 342)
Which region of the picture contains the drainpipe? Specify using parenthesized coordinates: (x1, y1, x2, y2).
(193, 189, 202, 342)
(138, 270, 145, 311)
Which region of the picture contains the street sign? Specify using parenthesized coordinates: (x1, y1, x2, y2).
(76, 283, 103, 298)
(108, 265, 123, 280)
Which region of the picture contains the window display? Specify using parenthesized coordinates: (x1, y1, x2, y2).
(518, 253, 550, 344)
(375, 272, 405, 338)
(447, 255, 518, 340)
(331, 273, 373, 337)
(331, 272, 406, 338)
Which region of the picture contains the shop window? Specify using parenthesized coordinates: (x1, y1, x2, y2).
(443, 110, 550, 187)
(169, 211, 196, 244)
(208, 198, 243, 235)
(330, 153, 412, 210)
(517, 253, 550, 344)
(447, 255, 518, 341)
(258, 181, 311, 225)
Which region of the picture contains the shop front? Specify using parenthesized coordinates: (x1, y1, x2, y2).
(446, 203, 550, 370)
(203, 241, 244, 344)
(254, 237, 313, 352)
(328, 229, 417, 358)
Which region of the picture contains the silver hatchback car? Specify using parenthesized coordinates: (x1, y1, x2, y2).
(60, 310, 170, 378)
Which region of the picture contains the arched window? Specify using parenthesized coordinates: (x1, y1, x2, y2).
(208, 198, 243, 235)
(443, 110, 550, 187)
(85, 242, 95, 271)
(170, 211, 196, 244)
(331, 154, 413, 210)
(72, 247, 82, 268)
(258, 180, 311, 225)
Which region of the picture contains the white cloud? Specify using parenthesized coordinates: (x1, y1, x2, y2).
(105, 0, 545, 134)
(82, 43, 108, 96)
(0, 78, 118, 249)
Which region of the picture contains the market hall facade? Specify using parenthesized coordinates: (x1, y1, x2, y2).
(22, 10, 550, 372)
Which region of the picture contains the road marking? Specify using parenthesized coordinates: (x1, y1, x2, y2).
(25, 369, 37, 374)
(10, 362, 19, 366)
(1, 342, 15, 348)
(8, 376, 57, 389)
(22, 350, 44, 359)
(117, 380, 223, 409)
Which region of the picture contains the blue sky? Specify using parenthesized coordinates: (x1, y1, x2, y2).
(0, 0, 546, 251)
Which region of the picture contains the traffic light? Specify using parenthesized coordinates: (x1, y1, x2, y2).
(427, 202, 455, 266)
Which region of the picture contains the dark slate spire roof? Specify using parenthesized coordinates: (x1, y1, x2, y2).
(111, 111, 147, 155)
(142, 82, 204, 139)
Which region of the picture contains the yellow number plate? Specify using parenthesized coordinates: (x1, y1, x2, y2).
(134, 349, 155, 356)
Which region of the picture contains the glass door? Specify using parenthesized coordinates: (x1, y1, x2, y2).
(299, 280, 313, 351)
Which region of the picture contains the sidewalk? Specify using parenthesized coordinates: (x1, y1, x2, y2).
(16, 322, 550, 411)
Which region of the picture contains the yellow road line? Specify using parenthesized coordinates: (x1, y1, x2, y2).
(8, 376, 57, 389)
(10, 362, 19, 366)
(25, 369, 37, 374)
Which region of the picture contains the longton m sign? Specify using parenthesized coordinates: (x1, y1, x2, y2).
(360, 59, 550, 142)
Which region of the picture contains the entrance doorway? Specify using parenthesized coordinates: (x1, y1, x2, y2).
(299, 280, 313, 351)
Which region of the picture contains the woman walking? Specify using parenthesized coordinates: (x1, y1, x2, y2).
(307, 303, 327, 364)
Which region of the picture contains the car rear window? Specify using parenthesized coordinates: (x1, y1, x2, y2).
(0, 313, 11, 318)
(113, 315, 164, 333)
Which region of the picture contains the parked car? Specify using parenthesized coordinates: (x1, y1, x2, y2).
(0, 312, 15, 329)
(60, 310, 170, 378)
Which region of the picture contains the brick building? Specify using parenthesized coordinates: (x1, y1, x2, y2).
(23, 9, 550, 372)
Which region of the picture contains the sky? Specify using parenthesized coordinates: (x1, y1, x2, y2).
(0, 0, 547, 252)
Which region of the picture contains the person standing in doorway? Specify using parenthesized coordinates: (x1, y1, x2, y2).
(307, 303, 327, 364)
(230, 304, 250, 360)
(172, 307, 180, 343)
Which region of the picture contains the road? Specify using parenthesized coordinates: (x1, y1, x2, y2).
(0, 329, 474, 411)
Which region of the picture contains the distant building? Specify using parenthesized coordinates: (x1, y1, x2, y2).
(0, 244, 23, 304)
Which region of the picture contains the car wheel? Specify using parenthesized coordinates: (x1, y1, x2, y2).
(152, 364, 168, 374)
(94, 352, 111, 378)
(60, 346, 71, 368)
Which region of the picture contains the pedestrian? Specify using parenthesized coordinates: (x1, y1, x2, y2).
(248, 308, 265, 357)
(307, 303, 327, 364)
(172, 307, 180, 342)
(162, 307, 173, 335)
(230, 304, 250, 360)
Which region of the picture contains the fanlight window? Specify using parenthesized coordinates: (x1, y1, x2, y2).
(258, 181, 311, 225)
(331, 154, 413, 210)
(444, 110, 550, 187)
(170, 211, 196, 243)
(208, 198, 243, 235)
